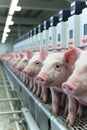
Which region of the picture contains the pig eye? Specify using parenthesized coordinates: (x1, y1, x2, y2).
(55, 64, 61, 70)
(24, 59, 28, 62)
(56, 64, 60, 68)
(36, 62, 40, 65)
(35, 61, 41, 66)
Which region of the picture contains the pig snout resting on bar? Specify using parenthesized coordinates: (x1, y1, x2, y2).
(62, 45, 85, 125)
(22, 47, 49, 103)
(36, 48, 74, 114)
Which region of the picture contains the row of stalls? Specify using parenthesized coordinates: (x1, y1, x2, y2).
(1, 1, 87, 130)
(14, 0, 87, 51)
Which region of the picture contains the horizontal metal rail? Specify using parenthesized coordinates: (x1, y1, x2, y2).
(0, 98, 20, 102)
(0, 110, 22, 115)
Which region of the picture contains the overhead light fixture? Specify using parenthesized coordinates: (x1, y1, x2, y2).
(3, 33, 8, 38)
(6, 15, 14, 26)
(15, 6, 21, 11)
(1, 0, 21, 43)
(9, 0, 21, 15)
(4, 26, 11, 33)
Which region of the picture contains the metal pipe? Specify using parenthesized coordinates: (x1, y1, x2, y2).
(2, 71, 21, 130)
(0, 98, 20, 101)
(0, 86, 10, 88)
(0, 110, 22, 115)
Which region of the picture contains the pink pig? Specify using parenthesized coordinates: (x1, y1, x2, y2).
(23, 47, 49, 103)
(35, 46, 84, 125)
(16, 49, 32, 71)
(62, 45, 87, 125)
(16, 49, 33, 84)
(35, 49, 73, 113)
(62, 45, 87, 105)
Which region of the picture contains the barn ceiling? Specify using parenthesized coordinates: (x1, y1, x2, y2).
(0, 0, 73, 43)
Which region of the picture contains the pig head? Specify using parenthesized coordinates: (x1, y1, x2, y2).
(36, 49, 74, 89)
(16, 49, 32, 71)
(62, 45, 87, 106)
(23, 47, 48, 77)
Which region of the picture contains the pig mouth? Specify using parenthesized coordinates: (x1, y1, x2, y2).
(27, 71, 36, 77)
(43, 79, 54, 87)
(75, 96, 87, 106)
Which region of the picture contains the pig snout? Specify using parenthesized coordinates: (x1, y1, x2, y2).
(22, 68, 28, 74)
(62, 82, 76, 95)
(35, 75, 46, 85)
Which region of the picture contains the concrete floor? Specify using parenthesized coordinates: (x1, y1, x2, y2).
(0, 66, 21, 130)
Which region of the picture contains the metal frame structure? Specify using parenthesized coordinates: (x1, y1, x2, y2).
(1, 62, 87, 130)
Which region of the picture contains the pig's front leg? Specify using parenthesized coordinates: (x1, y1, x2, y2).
(22, 73, 26, 83)
(36, 84, 42, 97)
(60, 93, 66, 108)
(66, 95, 77, 126)
(42, 86, 49, 103)
(32, 78, 38, 93)
(25, 76, 29, 86)
(29, 77, 33, 90)
(64, 96, 68, 116)
(77, 103, 84, 118)
(50, 87, 61, 114)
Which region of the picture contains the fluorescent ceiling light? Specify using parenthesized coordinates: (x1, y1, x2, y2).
(4, 26, 11, 33)
(9, 0, 19, 15)
(1, 0, 21, 43)
(6, 15, 13, 26)
(15, 6, 21, 11)
(1, 37, 6, 44)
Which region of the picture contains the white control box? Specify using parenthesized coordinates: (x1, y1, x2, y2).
(48, 16, 59, 50)
(56, 10, 70, 49)
(42, 20, 50, 49)
(66, 15, 80, 47)
(48, 26, 56, 50)
(37, 24, 43, 50)
(66, 0, 86, 47)
(29, 30, 33, 49)
(56, 22, 67, 49)
(33, 27, 38, 50)
(80, 8, 87, 47)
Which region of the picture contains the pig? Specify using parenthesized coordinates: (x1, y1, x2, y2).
(62, 45, 87, 125)
(23, 47, 49, 103)
(16, 50, 32, 71)
(36, 47, 84, 126)
(12, 52, 24, 67)
(16, 49, 32, 85)
(35, 49, 73, 114)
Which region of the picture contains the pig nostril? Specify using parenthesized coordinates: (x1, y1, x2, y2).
(63, 86, 66, 89)
(62, 85, 73, 91)
(69, 87, 73, 91)
(36, 77, 45, 82)
(22, 70, 27, 74)
(41, 79, 44, 82)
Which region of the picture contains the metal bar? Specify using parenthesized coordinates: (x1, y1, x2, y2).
(2, 70, 21, 130)
(22, 108, 40, 130)
(0, 86, 10, 88)
(0, 110, 22, 115)
(0, 98, 20, 101)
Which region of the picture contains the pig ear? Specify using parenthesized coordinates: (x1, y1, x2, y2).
(15, 53, 18, 58)
(64, 45, 82, 68)
(19, 52, 24, 59)
(26, 49, 33, 59)
(40, 47, 49, 61)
